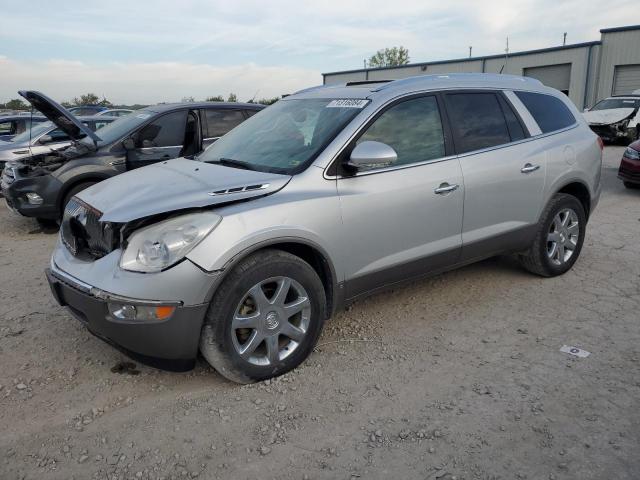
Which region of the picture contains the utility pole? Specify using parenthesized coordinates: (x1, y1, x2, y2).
(563, 32, 567, 46)
(504, 36, 509, 73)
(363, 59, 367, 69)
(469, 46, 472, 58)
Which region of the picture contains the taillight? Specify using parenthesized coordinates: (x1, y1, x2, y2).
(596, 136, 604, 151)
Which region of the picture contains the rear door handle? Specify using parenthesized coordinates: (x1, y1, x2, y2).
(434, 183, 459, 195)
(521, 163, 540, 173)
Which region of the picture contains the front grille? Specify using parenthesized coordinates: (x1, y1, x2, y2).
(61, 198, 118, 259)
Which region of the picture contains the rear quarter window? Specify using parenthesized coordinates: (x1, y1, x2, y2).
(514, 91, 576, 134)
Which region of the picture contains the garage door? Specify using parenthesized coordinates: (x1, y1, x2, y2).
(523, 63, 571, 94)
(612, 64, 640, 95)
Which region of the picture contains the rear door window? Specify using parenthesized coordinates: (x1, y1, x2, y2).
(445, 92, 511, 154)
(514, 91, 576, 133)
(135, 110, 187, 148)
(204, 109, 245, 138)
(356, 95, 446, 169)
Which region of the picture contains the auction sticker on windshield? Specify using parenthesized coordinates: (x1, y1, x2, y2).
(326, 99, 369, 108)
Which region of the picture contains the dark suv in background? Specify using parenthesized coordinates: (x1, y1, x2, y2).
(1, 91, 264, 222)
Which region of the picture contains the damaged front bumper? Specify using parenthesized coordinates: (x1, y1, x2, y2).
(47, 243, 222, 371)
(589, 122, 636, 143)
(1, 164, 62, 219)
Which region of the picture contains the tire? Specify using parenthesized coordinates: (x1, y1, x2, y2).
(624, 181, 640, 189)
(61, 181, 97, 217)
(200, 249, 327, 383)
(519, 193, 586, 277)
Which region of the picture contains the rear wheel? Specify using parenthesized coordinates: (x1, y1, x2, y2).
(520, 193, 586, 277)
(200, 249, 326, 383)
(623, 181, 640, 189)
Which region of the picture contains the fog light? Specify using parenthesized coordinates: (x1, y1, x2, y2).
(108, 303, 176, 322)
(25, 192, 43, 205)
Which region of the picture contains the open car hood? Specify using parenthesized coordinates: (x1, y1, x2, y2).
(18, 90, 101, 145)
(583, 108, 636, 125)
(76, 158, 292, 223)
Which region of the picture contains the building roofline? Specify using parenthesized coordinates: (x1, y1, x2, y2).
(600, 24, 640, 33)
(322, 41, 601, 77)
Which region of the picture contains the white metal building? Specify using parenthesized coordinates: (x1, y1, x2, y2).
(322, 25, 640, 110)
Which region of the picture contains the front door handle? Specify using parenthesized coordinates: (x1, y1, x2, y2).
(434, 183, 459, 195)
(521, 163, 540, 174)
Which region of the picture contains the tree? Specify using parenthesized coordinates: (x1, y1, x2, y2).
(368, 47, 410, 68)
(206, 95, 224, 102)
(5, 98, 28, 110)
(71, 93, 112, 106)
(255, 97, 280, 105)
(227, 93, 238, 102)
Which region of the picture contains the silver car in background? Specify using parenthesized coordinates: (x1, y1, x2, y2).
(46, 73, 602, 383)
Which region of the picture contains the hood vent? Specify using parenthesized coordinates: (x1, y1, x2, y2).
(208, 183, 270, 196)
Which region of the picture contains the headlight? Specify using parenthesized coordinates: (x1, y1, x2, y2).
(623, 146, 640, 160)
(120, 212, 221, 272)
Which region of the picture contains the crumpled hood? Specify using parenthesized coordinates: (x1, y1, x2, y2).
(76, 158, 291, 223)
(583, 108, 636, 125)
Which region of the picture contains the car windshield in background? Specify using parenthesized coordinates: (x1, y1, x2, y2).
(10, 121, 53, 143)
(590, 98, 640, 110)
(80, 110, 154, 147)
(198, 99, 367, 174)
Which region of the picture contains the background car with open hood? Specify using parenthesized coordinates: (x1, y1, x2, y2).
(583, 91, 640, 144)
(1, 91, 264, 223)
(0, 116, 116, 171)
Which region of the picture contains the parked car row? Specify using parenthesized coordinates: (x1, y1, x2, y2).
(1, 91, 263, 222)
(12, 73, 603, 384)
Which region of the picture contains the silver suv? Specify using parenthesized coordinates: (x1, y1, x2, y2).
(46, 74, 602, 383)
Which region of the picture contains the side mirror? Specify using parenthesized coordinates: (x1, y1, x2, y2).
(346, 141, 397, 171)
(122, 137, 135, 150)
(38, 134, 53, 145)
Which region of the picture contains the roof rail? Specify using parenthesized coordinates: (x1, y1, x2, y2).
(372, 73, 543, 92)
(345, 80, 392, 86)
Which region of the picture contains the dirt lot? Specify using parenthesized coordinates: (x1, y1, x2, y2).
(0, 146, 639, 480)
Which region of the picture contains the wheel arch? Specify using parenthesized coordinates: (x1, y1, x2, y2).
(210, 238, 340, 318)
(555, 180, 592, 219)
(57, 174, 111, 212)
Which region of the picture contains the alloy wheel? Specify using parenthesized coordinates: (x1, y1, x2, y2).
(546, 208, 579, 266)
(231, 276, 311, 366)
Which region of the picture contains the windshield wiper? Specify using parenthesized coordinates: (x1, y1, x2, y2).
(211, 157, 256, 171)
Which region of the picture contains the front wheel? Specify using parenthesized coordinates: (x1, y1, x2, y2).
(519, 193, 586, 277)
(200, 249, 326, 383)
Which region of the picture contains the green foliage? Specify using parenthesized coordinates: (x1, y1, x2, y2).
(206, 95, 224, 102)
(251, 97, 280, 105)
(368, 46, 410, 68)
(4, 98, 28, 110)
(227, 93, 238, 102)
(71, 93, 112, 106)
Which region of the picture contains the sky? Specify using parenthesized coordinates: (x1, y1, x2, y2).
(0, 0, 637, 105)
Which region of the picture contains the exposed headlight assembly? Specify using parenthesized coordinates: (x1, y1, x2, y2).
(623, 146, 640, 160)
(120, 212, 221, 273)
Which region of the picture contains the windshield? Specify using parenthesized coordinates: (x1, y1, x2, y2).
(10, 121, 53, 143)
(80, 110, 153, 147)
(197, 98, 367, 174)
(590, 98, 640, 111)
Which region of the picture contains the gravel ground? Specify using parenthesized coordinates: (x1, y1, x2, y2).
(0, 146, 638, 480)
